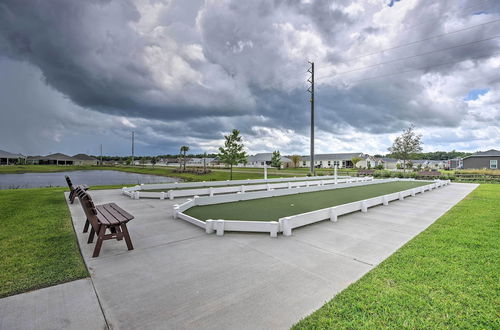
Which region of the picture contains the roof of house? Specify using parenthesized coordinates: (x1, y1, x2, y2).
(247, 153, 292, 163)
(72, 153, 98, 161)
(301, 153, 365, 161)
(380, 157, 398, 162)
(0, 149, 24, 158)
(463, 149, 500, 159)
(28, 153, 76, 161)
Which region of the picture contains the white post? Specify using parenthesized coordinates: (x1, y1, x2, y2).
(334, 165, 338, 184)
(134, 191, 140, 200)
(264, 164, 268, 180)
(241, 185, 245, 193)
(209, 187, 214, 197)
(270, 221, 278, 238)
(411, 189, 416, 197)
(361, 201, 368, 212)
(288, 182, 292, 189)
(216, 220, 225, 236)
(205, 220, 214, 234)
(193, 195, 199, 205)
(383, 195, 389, 206)
(168, 190, 174, 200)
(329, 207, 338, 222)
(280, 217, 292, 236)
(160, 192, 165, 200)
(399, 192, 404, 201)
(267, 183, 271, 191)
(173, 205, 179, 219)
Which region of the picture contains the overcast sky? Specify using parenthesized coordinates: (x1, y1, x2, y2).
(0, 0, 499, 156)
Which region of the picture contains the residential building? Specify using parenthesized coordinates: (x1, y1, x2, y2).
(462, 149, 500, 169)
(300, 153, 372, 169)
(0, 149, 25, 165)
(27, 153, 76, 165)
(411, 159, 445, 170)
(72, 154, 99, 165)
(379, 157, 399, 169)
(245, 153, 292, 169)
(445, 158, 463, 170)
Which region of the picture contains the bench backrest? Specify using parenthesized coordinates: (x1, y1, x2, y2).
(65, 175, 74, 190)
(74, 187, 100, 232)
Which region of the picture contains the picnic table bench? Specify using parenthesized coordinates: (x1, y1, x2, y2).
(75, 187, 134, 257)
(65, 175, 89, 204)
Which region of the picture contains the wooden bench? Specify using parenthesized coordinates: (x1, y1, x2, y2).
(65, 175, 89, 204)
(75, 187, 134, 257)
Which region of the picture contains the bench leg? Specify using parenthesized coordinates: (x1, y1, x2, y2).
(92, 226, 106, 258)
(114, 226, 123, 241)
(121, 224, 134, 251)
(69, 190, 75, 204)
(83, 219, 90, 233)
(87, 227, 95, 244)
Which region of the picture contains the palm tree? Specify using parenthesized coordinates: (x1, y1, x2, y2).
(180, 146, 189, 171)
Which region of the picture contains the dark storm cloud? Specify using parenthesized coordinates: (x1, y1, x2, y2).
(0, 0, 499, 155)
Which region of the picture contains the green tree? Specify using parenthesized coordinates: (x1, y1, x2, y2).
(388, 124, 423, 172)
(151, 156, 157, 168)
(271, 150, 282, 169)
(180, 146, 189, 170)
(290, 155, 301, 168)
(218, 129, 247, 180)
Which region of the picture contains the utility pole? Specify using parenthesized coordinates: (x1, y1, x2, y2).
(131, 131, 135, 165)
(307, 61, 315, 175)
(100, 144, 103, 165)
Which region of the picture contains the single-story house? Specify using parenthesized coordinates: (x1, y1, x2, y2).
(462, 149, 500, 169)
(186, 157, 216, 167)
(27, 153, 76, 165)
(379, 157, 400, 170)
(244, 153, 292, 169)
(300, 153, 373, 169)
(73, 154, 99, 165)
(411, 159, 445, 170)
(0, 149, 26, 165)
(445, 158, 463, 170)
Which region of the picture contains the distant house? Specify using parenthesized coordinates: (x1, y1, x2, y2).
(27, 153, 76, 165)
(245, 153, 292, 169)
(445, 158, 463, 170)
(72, 154, 99, 165)
(411, 159, 444, 170)
(0, 149, 25, 165)
(300, 153, 373, 169)
(379, 157, 399, 170)
(185, 157, 216, 167)
(462, 149, 500, 170)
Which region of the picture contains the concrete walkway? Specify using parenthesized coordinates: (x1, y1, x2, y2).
(0, 182, 477, 330)
(0, 279, 106, 330)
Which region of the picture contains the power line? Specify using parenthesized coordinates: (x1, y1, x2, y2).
(343, 51, 500, 84)
(318, 17, 500, 75)
(327, 35, 499, 77)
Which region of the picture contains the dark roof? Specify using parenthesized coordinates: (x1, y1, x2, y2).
(72, 153, 98, 161)
(0, 149, 24, 158)
(28, 153, 76, 161)
(247, 153, 292, 162)
(463, 149, 500, 159)
(380, 157, 398, 162)
(301, 153, 365, 161)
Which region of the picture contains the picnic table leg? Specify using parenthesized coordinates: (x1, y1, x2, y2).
(87, 227, 95, 244)
(83, 219, 90, 233)
(92, 226, 107, 258)
(121, 224, 134, 251)
(114, 226, 123, 241)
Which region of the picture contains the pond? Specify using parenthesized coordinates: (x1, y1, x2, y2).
(0, 170, 178, 189)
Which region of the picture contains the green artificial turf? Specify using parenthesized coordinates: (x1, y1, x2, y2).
(292, 184, 499, 329)
(0, 188, 88, 298)
(185, 181, 428, 221)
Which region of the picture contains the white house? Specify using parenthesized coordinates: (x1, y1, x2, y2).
(300, 153, 373, 169)
(244, 153, 292, 169)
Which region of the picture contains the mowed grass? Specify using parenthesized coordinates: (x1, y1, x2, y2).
(293, 184, 499, 329)
(0, 188, 88, 298)
(185, 181, 428, 221)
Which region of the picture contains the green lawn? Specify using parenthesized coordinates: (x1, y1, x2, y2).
(293, 184, 499, 329)
(185, 181, 428, 221)
(0, 188, 88, 298)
